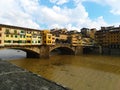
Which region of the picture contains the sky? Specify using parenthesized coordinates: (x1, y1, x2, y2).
(0, 0, 120, 31)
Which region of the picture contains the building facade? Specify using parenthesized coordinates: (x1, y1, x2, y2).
(0, 24, 42, 46)
(95, 26, 120, 48)
(41, 30, 53, 45)
(32, 30, 42, 45)
(89, 28, 96, 40)
(0, 27, 4, 46)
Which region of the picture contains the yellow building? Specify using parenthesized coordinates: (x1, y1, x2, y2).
(26, 30, 32, 45)
(89, 28, 96, 39)
(0, 27, 4, 46)
(0, 24, 42, 46)
(4, 28, 20, 45)
(4, 28, 27, 45)
(42, 30, 53, 45)
(0, 25, 25, 45)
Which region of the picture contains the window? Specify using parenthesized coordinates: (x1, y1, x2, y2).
(20, 35, 22, 38)
(48, 41, 51, 43)
(38, 41, 41, 43)
(14, 30, 17, 34)
(0, 40, 1, 44)
(4, 40, 11, 43)
(5, 29, 10, 34)
(19, 40, 22, 43)
(0, 33, 1, 37)
(0, 27, 1, 31)
(13, 41, 18, 43)
(33, 35, 36, 38)
(38, 37, 41, 39)
(21, 30, 25, 33)
(27, 31, 31, 34)
(27, 40, 31, 43)
(23, 35, 25, 38)
(6, 35, 9, 37)
(48, 36, 51, 39)
(15, 35, 17, 38)
(11, 35, 13, 37)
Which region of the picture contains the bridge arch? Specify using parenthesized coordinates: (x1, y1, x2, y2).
(0, 47, 40, 58)
(16, 48, 40, 58)
(50, 46, 75, 55)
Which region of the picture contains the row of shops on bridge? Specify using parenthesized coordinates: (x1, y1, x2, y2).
(0, 24, 96, 47)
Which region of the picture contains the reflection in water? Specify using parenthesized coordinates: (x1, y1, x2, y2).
(7, 54, 120, 90)
(0, 49, 26, 60)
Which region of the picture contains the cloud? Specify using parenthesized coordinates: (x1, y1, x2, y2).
(0, 0, 111, 31)
(49, 0, 69, 5)
(41, 6, 69, 24)
(0, 0, 40, 29)
(85, 16, 108, 29)
(105, 0, 120, 15)
(41, 3, 108, 30)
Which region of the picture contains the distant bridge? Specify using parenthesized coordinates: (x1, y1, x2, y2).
(0, 44, 83, 58)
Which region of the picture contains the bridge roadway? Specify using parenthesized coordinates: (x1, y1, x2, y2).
(0, 43, 83, 58)
(0, 60, 69, 90)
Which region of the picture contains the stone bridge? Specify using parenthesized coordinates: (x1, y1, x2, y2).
(0, 44, 83, 58)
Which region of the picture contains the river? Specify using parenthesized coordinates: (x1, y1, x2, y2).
(0, 49, 120, 90)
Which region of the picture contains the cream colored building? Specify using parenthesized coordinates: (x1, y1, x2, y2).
(19, 29, 26, 45)
(32, 30, 42, 45)
(68, 33, 82, 46)
(59, 34, 68, 41)
(52, 35, 56, 45)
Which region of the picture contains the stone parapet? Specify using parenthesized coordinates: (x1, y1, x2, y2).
(0, 60, 70, 90)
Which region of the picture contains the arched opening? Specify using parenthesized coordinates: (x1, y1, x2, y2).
(0, 48, 40, 60)
(21, 49, 40, 58)
(50, 47, 75, 56)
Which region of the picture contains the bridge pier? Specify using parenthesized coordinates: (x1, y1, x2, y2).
(39, 45, 50, 58)
(99, 45, 103, 54)
(74, 46, 83, 55)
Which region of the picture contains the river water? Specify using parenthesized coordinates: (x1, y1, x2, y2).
(0, 49, 120, 90)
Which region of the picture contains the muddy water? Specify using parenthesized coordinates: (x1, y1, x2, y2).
(7, 54, 120, 90)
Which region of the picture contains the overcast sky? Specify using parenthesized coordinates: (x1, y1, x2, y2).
(0, 0, 120, 30)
